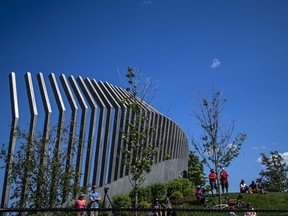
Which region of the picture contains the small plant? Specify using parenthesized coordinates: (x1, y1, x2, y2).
(129, 187, 151, 205)
(183, 187, 195, 197)
(174, 178, 191, 192)
(170, 191, 184, 199)
(111, 194, 132, 216)
(149, 183, 167, 200)
(138, 200, 150, 208)
(167, 180, 182, 197)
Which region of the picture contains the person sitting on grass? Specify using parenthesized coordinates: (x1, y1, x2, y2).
(240, 179, 249, 193)
(162, 197, 173, 216)
(244, 202, 257, 216)
(150, 197, 162, 216)
(195, 185, 202, 204)
(249, 181, 265, 194)
(228, 202, 237, 216)
(199, 188, 207, 207)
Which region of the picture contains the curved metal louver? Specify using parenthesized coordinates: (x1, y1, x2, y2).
(1, 72, 189, 208)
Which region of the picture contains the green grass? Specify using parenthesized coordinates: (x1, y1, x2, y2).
(169, 192, 288, 215)
(207, 192, 288, 209)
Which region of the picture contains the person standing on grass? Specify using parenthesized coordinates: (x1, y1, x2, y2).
(220, 168, 229, 195)
(209, 169, 218, 196)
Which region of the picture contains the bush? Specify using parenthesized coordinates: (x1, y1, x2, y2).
(112, 194, 131, 208)
(111, 194, 132, 216)
(175, 178, 191, 192)
(183, 187, 195, 197)
(138, 200, 151, 208)
(170, 191, 184, 199)
(167, 181, 182, 197)
(129, 187, 151, 204)
(149, 183, 167, 200)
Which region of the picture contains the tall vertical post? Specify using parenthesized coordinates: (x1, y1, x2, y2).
(1, 72, 19, 208)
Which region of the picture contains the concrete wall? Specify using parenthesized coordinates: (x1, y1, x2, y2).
(94, 158, 188, 199)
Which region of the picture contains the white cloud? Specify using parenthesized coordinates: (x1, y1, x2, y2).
(210, 58, 221, 69)
(252, 145, 266, 150)
(256, 151, 288, 164)
(140, 0, 153, 6)
(281, 152, 288, 163)
(227, 143, 237, 150)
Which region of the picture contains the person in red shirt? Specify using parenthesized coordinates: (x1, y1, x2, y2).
(75, 194, 87, 216)
(208, 169, 218, 196)
(220, 168, 229, 195)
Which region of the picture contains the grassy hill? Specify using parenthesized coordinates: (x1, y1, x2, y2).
(206, 192, 288, 209)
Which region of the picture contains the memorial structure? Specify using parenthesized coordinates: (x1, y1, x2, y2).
(1, 72, 189, 207)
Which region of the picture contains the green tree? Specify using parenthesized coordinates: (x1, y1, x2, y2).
(120, 66, 160, 211)
(188, 151, 206, 187)
(257, 151, 288, 192)
(0, 125, 83, 208)
(191, 86, 247, 202)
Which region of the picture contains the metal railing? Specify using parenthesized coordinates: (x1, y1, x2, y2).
(1, 208, 288, 216)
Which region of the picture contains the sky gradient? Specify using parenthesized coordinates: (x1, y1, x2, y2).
(1, 0, 288, 196)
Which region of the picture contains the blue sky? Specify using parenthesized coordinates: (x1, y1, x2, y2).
(1, 0, 288, 196)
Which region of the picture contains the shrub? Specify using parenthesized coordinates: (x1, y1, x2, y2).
(175, 178, 191, 192)
(111, 194, 132, 216)
(112, 194, 131, 208)
(149, 183, 167, 200)
(183, 187, 195, 197)
(129, 187, 151, 204)
(167, 180, 182, 197)
(170, 191, 184, 199)
(138, 200, 151, 208)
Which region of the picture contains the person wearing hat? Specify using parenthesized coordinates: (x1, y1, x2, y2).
(89, 186, 101, 216)
(209, 169, 218, 196)
(75, 193, 86, 216)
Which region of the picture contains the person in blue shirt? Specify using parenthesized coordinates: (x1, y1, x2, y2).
(89, 186, 101, 216)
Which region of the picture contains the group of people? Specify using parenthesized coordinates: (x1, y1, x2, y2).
(229, 201, 257, 216)
(150, 197, 176, 216)
(208, 168, 264, 196)
(209, 168, 229, 196)
(240, 179, 265, 194)
(75, 186, 101, 216)
(195, 185, 208, 206)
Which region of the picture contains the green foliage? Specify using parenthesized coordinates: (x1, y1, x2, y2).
(182, 187, 195, 197)
(120, 66, 160, 208)
(129, 187, 151, 204)
(0, 125, 82, 208)
(191, 86, 246, 199)
(138, 200, 151, 208)
(170, 191, 184, 199)
(111, 194, 132, 216)
(167, 180, 182, 197)
(149, 183, 167, 200)
(188, 151, 206, 187)
(257, 151, 288, 192)
(112, 194, 132, 208)
(173, 178, 191, 192)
